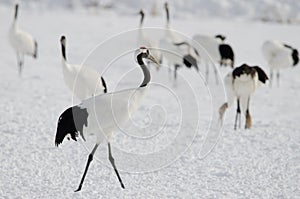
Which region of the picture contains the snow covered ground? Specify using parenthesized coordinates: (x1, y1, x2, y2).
(1, 2, 300, 198)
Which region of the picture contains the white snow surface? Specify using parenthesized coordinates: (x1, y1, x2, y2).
(1, 0, 300, 22)
(1, 4, 300, 198)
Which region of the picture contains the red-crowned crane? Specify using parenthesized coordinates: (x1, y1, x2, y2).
(262, 40, 299, 87)
(60, 36, 107, 100)
(55, 47, 159, 192)
(9, 4, 38, 76)
(219, 64, 268, 129)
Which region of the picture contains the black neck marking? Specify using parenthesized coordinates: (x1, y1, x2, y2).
(174, 41, 189, 47)
(55, 106, 89, 146)
(61, 37, 67, 61)
(283, 43, 293, 50)
(139, 10, 144, 27)
(215, 34, 226, 41)
(33, 40, 38, 59)
(137, 53, 150, 87)
(174, 42, 199, 56)
(14, 4, 18, 20)
(101, 76, 107, 93)
(165, 3, 170, 25)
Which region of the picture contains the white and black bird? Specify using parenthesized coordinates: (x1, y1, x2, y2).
(192, 34, 234, 83)
(160, 2, 199, 79)
(9, 4, 38, 75)
(55, 47, 159, 192)
(60, 36, 107, 101)
(218, 37, 234, 68)
(262, 40, 299, 87)
(137, 9, 162, 66)
(219, 64, 268, 129)
(172, 41, 200, 79)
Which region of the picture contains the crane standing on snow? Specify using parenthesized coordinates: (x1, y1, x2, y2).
(60, 36, 107, 101)
(55, 47, 159, 192)
(219, 64, 268, 129)
(262, 40, 299, 87)
(9, 4, 38, 76)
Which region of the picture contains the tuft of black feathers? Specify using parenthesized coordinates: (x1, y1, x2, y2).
(233, 64, 257, 80)
(55, 106, 88, 146)
(219, 44, 234, 67)
(253, 66, 269, 84)
(233, 64, 268, 84)
(183, 54, 199, 71)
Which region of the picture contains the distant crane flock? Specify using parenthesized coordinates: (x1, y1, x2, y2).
(8, 1, 299, 192)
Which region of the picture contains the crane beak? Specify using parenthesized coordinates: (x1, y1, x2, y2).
(148, 55, 159, 65)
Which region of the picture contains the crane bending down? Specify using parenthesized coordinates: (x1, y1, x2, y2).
(9, 4, 38, 75)
(262, 40, 299, 87)
(60, 36, 107, 100)
(192, 34, 235, 84)
(55, 47, 159, 192)
(219, 64, 268, 129)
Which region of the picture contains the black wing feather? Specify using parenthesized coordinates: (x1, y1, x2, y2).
(55, 106, 88, 146)
(253, 66, 269, 84)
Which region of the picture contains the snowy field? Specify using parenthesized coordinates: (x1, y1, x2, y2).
(1, 2, 300, 198)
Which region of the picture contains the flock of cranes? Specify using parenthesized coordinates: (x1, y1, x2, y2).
(8, 2, 299, 192)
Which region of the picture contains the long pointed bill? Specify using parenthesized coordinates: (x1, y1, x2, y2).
(148, 54, 159, 66)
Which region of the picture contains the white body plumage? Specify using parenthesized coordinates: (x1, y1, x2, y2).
(262, 40, 296, 70)
(220, 64, 268, 129)
(9, 4, 37, 75)
(138, 10, 162, 66)
(79, 87, 148, 142)
(60, 36, 106, 101)
(55, 47, 158, 191)
(192, 34, 221, 64)
(262, 40, 299, 86)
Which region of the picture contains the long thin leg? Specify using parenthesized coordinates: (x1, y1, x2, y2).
(205, 63, 209, 83)
(245, 97, 252, 129)
(276, 71, 280, 87)
(16, 53, 23, 76)
(174, 64, 180, 80)
(168, 61, 172, 75)
(269, 69, 273, 88)
(75, 144, 99, 192)
(108, 142, 125, 189)
(214, 66, 218, 85)
(219, 102, 228, 125)
(234, 99, 241, 130)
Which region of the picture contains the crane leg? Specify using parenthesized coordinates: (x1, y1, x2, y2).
(234, 99, 241, 130)
(174, 64, 181, 80)
(276, 71, 280, 87)
(214, 66, 218, 85)
(269, 70, 273, 88)
(245, 97, 252, 129)
(17, 54, 23, 76)
(75, 143, 99, 192)
(219, 102, 228, 124)
(205, 63, 209, 83)
(108, 142, 125, 189)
